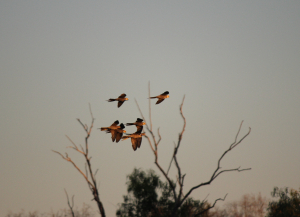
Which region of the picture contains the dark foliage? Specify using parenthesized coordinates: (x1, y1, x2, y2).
(266, 187, 300, 217)
(116, 168, 210, 217)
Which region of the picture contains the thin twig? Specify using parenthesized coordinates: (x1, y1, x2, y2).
(148, 81, 153, 131)
(64, 189, 75, 217)
(193, 194, 228, 217)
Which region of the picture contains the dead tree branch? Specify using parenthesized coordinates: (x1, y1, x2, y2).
(193, 194, 228, 217)
(53, 104, 106, 217)
(64, 189, 75, 217)
(180, 123, 251, 207)
(135, 83, 251, 217)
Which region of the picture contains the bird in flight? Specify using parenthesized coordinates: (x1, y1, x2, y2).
(149, 91, 169, 104)
(126, 118, 146, 132)
(99, 120, 126, 142)
(107, 93, 129, 108)
(122, 129, 145, 151)
(105, 123, 126, 143)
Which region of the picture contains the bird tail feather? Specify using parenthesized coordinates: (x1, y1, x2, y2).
(122, 136, 130, 140)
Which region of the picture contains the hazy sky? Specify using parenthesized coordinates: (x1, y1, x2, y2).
(1, 1, 300, 216)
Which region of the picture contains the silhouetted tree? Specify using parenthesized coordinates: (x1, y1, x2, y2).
(116, 168, 210, 217)
(53, 82, 251, 217)
(266, 187, 300, 217)
(133, 82, 252, 217)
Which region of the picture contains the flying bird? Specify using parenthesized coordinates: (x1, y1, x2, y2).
(110, 123, 126, 143)
(107, 93, 129, 108)
(149, 91, 169, 104)
(99, 120, 125, 142)
(100, 120, 120, 131)
(126, 118, 146, 132)
(122, 129, 145, 151)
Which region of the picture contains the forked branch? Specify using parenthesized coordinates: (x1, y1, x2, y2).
(135, 83, 251, 217)
(53, 104, 106, 217)
(64, 189, 75, 217)
(181, 122, 251, 206)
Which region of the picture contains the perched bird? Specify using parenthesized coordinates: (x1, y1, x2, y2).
(107, 93, 129, 108)
(126, 118, 146, 132)
(122, 129, 145, 151)
(149, 91, 169, 104)
(99, 120, 124, 142)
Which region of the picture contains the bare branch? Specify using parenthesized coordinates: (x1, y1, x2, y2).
(65, 135, 79, 150)
(135, 84, 251, 217)
(54, 104, 106, 217)
(157, 128, 162, 145)
(166, 96, 186, 176)
(148, 81, 153, 131)
(94, 168, 99, 177)
(167, 143, 177, 175)
(77, 118, 87, 132)
(144, 134, 155, 154)
(193, 194, 228, 217)
(64, 189, 75, 217)
(135, 98, 157, 152)
(181, 122, 251, 205)
(52, 150, 94, 188)
(176, 95, 186, 151)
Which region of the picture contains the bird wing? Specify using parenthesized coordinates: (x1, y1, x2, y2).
(118, 101, 125, 108)
(115, 132, 123, 143)
(111, 130, 117, 142)
(156, 98, 165, 104)
(131, 138, 137, 151)
(118, 93, 126, 98)
(111, 120, 119, 127)
(137, 137, 142, 148)
(137, 118, 143, 122)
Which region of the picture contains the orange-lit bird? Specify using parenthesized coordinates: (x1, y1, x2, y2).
(126, 118, 146, 132)
(104, 123, 126, 143)
(122, 129, 145, 151)
(149, 91, 169, 104)
(99, 120, 126, 142)
(107, 93, 129, 108)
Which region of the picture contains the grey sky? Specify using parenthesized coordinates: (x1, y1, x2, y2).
(1, 1, 300, 216)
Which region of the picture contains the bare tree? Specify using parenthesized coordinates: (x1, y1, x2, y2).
(53, 104, 106, 217)
(135, 82, 251, 217)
